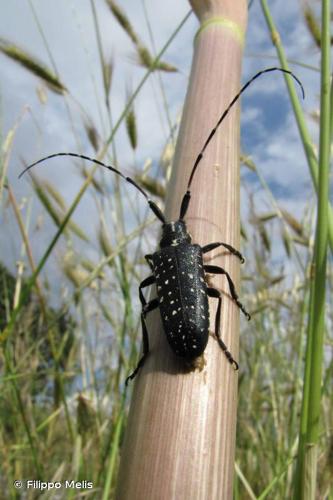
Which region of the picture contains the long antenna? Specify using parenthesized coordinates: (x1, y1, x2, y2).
(179, 67, 305, 220)
(19, 152, 166, 224)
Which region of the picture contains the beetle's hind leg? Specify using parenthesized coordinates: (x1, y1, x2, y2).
(204, 264, 251, 320)
(125, 276, 158, 386)
(207, 287, 238, 370)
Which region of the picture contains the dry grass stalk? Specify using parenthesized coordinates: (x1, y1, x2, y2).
(125, 106, 138, 150)
(105, 0, 139, 45)
(135, 174, 166, 199)
(136, 45, 178, 72)
(106, 1, 177, 72)
(0, 37, 66, 94)
(303, 5, 322, 48)
(116, 0, 248, 498)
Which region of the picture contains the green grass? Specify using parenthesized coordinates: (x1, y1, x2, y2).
(0, 2, 332, 499)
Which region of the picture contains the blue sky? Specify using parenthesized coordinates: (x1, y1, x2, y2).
(0, 0, 321, 275)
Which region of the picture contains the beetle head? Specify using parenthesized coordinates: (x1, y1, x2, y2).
(160, 220, 191, 248)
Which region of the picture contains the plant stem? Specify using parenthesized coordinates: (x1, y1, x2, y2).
(116, 1, 248, 498)
(294, 0, 331, 497)
(260, 0, 333, 255)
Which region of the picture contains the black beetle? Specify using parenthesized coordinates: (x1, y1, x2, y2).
(20, 67, 304, 384)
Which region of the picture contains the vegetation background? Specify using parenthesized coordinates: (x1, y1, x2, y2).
(0, 0, 331, 498)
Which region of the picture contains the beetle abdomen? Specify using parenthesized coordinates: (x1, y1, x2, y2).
(152, 243, 209, 359)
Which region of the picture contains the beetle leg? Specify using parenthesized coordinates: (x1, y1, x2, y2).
(139, 275, 156, 306)
(125, 298, 159, 386)
(207, 287, 239, 370)
(145, 254, 154, 271)
(204, 264, 251, 320)
(202, 242, 245, 263)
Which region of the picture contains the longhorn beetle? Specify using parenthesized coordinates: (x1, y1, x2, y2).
(20, 67, 304, 385)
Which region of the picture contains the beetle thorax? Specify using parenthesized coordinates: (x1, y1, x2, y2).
(160, 220, 191, 248)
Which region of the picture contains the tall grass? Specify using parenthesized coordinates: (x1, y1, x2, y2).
(294, 1, 331, 497)
(0, 2, 332, 499)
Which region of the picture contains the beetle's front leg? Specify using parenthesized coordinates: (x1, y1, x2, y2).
(139, 275, 155, 306)
(202, 242, 245, 263)
(145, 254, 154, 271)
